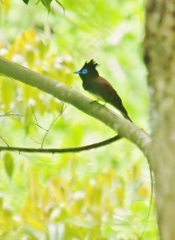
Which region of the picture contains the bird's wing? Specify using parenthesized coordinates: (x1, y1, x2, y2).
(95, 76, 131, 120)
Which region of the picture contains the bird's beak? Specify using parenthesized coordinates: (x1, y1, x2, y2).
(74, 70, 81, 74)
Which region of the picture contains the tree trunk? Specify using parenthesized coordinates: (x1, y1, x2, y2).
(144, 1, 175, 239)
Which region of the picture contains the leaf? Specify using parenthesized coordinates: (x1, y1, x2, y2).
(3, 153, 14, 178)
(55, 0, 65, 13)
(1, 77, 14, 111)
(1, 0, 10, 13)
(41, 0, 52, 11)
(40, 0, 65, 13)
(22, 0, 30, 4)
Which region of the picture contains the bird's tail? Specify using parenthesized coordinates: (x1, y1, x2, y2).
(105, 89, 132, 122)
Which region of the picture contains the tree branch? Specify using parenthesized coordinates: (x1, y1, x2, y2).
(0, 56, 151, 155)
(0, 135, 122, 153)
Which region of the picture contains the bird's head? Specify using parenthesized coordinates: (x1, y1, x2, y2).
(74, 59, 99, 80)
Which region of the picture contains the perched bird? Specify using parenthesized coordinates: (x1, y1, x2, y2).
(74, 59, 132, 121)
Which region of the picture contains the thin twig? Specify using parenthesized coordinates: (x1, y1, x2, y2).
(30, 105, 47, 131)
(0, 134, 121, 153)
(0, 136, 9, 147)
(41, 103, 67, 148)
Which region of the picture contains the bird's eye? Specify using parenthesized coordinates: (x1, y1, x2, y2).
(82, 68, 88, 74)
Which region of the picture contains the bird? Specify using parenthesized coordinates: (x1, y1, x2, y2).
(74, 59, 132, 121)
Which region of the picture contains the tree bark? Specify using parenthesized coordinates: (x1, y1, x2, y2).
(144, 1, 175, 239)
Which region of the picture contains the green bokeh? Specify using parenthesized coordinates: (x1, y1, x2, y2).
(0, 0, 158, 239)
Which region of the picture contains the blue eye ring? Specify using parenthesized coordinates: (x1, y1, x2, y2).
(82, 68, 88, 74)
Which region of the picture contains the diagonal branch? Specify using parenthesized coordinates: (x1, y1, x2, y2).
(0, 56, 151, 156)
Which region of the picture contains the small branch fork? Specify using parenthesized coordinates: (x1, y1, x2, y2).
(0, 109, 122, 154)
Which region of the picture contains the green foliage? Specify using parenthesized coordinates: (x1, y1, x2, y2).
(22, 0, 30, 4)
(21, 0, 65, 12)
(3, 153, 14, 178)
(0, 0, 159, 239)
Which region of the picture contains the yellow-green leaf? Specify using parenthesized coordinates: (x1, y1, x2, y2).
(1, 77, 14, 111)
(3, 153, 14, 178)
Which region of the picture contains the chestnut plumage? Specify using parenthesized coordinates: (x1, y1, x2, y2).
(74, 59, 131, 121)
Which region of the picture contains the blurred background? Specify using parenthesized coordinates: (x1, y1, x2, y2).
(0, 0, 158, 239)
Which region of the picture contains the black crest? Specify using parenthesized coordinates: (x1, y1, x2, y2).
(84, 59, 98, 69)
